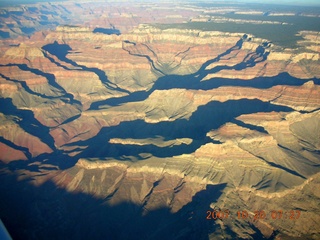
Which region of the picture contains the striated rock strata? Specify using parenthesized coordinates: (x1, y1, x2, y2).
(0, 2, 320, 240)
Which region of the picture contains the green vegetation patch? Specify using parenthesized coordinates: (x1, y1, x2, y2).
(154, 14, 320, 49)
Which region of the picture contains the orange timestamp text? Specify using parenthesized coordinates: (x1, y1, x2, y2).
(206, 209, 301, 221)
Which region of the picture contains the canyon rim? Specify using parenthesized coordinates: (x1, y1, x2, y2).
(0, 1, 320, 239)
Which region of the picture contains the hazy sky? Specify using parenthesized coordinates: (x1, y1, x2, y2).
(236, 0, 320, 6)
(0, 0, 320, 7)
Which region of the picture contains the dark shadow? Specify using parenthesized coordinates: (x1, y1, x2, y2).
(0, 98, 57, 152)
(2, 36, 314, 176)
(0, 136, 31, 160)
(123, 40, 167, 76)
(0, 168, 227, 240)
(0, 72, 51, 99)
(93, 27, 120, 35)
(42, 41, 130, 94)
(40, 10, 58, 16)
(8, 11, 24, 16)
(93, 72, 318, 109)
(256, 154, 306, 179)
(5, 151, 78, 172)
(58, 5, 71, 14)
(41, 51, 71, 71)
(21, 27, 35, 35)
(90, 36, 319, 110)
(40, 21, 59, 26)
(39, 14, 47, 20)
(0, 30, 10, 38)
(230, 119, 269, 134)
(0, 13, 10, 18)
(59, 114, 81, 126)
(247, 223, 271, 240)
(42, 42, 75, 65)
(27, 7, 38, 12)
(71, 99, 293, 160)
(0, 64, 80, 105)
(90, 90, 149, 109)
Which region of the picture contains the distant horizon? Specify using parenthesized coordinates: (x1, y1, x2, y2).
(234, 0, 320, 6)
(1, 0, 320, 7)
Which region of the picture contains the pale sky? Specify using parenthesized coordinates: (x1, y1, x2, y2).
(0, 0, 320, 7)
(236, 0, 320, 6)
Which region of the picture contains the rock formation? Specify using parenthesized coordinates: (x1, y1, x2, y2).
(0, 1, 319, 240)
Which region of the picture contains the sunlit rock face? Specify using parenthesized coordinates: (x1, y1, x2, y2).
(0, 1, 320, 240)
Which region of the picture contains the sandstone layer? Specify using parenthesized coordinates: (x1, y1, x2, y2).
(0, 1, 320, 240)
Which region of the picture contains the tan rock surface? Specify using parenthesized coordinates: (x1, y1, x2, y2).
(0, 2, 319, 239)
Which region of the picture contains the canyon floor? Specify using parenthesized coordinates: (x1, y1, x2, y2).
(0, 1, 320, 239)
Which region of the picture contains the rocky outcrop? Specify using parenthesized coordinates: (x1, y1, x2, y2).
(4, 43, 45, 60)
(0, 142, 28, 163)
(0, 113, 52, 160)
(220, 172, 320, 239)
(0, 1, 320, 240)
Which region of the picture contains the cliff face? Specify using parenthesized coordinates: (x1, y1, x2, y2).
(0, 1, 320, 240)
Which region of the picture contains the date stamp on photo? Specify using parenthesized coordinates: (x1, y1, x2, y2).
(206, 209, 301, 221)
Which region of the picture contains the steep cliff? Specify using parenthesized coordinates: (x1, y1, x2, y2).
(0, 1, 320, 240)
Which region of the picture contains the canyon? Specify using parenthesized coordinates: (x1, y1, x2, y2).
(0, 1, 320, 239)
